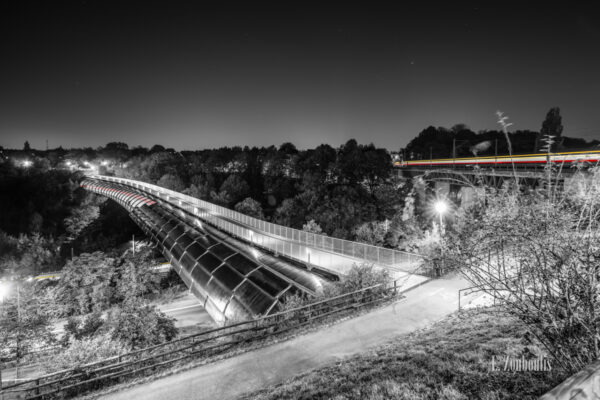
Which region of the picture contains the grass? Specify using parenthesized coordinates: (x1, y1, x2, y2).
(239, 308, 567, 400)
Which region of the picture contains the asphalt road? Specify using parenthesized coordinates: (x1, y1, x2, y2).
(156, 293, 214, 334)
(103, 275, 470, 400)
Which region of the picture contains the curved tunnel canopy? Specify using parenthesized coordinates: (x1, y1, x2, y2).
(81, 178, 324, 324)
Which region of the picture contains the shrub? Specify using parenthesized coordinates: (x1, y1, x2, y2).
(63, 311, 104, 342)
(44, 334, 127, 373)
(104, 300, 177, 349)
(322, 263, 391, 298)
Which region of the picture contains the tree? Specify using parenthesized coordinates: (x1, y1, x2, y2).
(157, 173, 186, 192)
(45, 334, 127, 373)
(218, 174, 250, 206)
(234, 197, 264, 219)
(354, 221, 387, 246)
(274, 198, 304, 227)
(447, 168, 600, 373)
(54, 252, 118, 316)
(536, 107, 563, 152)
(104, 300, 177, 349)
(115, 247, 161, 302)
(321, 263, 390, 298)
(62, 311, 104, 342)
(150, 144, 166, 153)
(184, 183, 212, 201)
(15, 233, 57, 276)
(302, 219, 323, 234)
(279, 142, 298, 154)
(23, 141, 31, 151)
(64, 194, 101, 238)
(0, 282, 55, 363)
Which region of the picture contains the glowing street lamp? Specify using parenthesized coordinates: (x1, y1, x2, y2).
(22, 160, 32, 168)
(432, 200, 449, 277)
(433, 200, 448, 233)
(0, 281, 11, 302)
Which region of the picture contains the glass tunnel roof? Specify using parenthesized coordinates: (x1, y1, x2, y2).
(81, 178, 323, 323)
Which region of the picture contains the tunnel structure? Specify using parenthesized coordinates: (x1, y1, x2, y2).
(81, 178, 324, 324)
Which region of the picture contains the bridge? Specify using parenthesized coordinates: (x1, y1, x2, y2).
(82, 175, 427, 324)
(394, 150, 600, 206)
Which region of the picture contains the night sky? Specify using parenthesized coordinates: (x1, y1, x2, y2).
(1, 2, 599, 151)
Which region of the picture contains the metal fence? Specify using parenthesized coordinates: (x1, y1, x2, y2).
(0, 279, 408, 399)
(90, 175, 425, 273)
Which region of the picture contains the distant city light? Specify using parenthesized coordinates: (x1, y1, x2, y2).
(101, 160, 109, 166)
(22, 160, 32, 168)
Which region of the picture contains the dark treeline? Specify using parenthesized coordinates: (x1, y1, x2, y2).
(108, 140, 397, 240)
(0, 139, 400, 243)
(403, 125, 599, 160)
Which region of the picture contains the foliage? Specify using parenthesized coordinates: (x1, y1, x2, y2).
(217, 174, 250, 206)
(447, 167, 600, 373)
(44, 334, 127, 373)
(0, 231, 58, 277)
(64, 194, 102, 238)
(234, 197, 265, 219)
(0, 166, 83, 236)
(323, 263, 390, 298)
(104, 300, 177, 349)
(301, 219, 322, 234)
(63, 311, 104, 342)
(115, 248, 161, 301)
(157, 173, 186, 192)
(0, 282, 55, 361)
(354, 221, 388, 246)
(53, 247, 160, 316)
(537, 107, 564, 152)
(70, 199, 142, 254)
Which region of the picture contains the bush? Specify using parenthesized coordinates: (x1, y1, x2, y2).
(104, 300, 177, 349)
(322, 263, 391, 298)
(62, 311, 104, 343)
(44, 334, 127, 373)
(280, 263, 392, 311)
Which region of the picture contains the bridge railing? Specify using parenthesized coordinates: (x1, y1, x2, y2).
(90, 175, 425, 272)
(0, 278, 413, 399)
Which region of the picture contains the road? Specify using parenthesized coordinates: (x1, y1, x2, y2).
(155, 293, 213, 335)
(103, 274, 470, 400)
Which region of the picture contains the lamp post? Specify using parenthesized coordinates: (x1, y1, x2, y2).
(433, 200, 448, 277)
(0, 280, 21, 382)
(434, 200, 448, 235)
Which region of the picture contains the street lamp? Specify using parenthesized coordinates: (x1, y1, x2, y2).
(433, 200, 448, 233)
(433, 200, 449, 277)
(0, 281, 10, 302)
